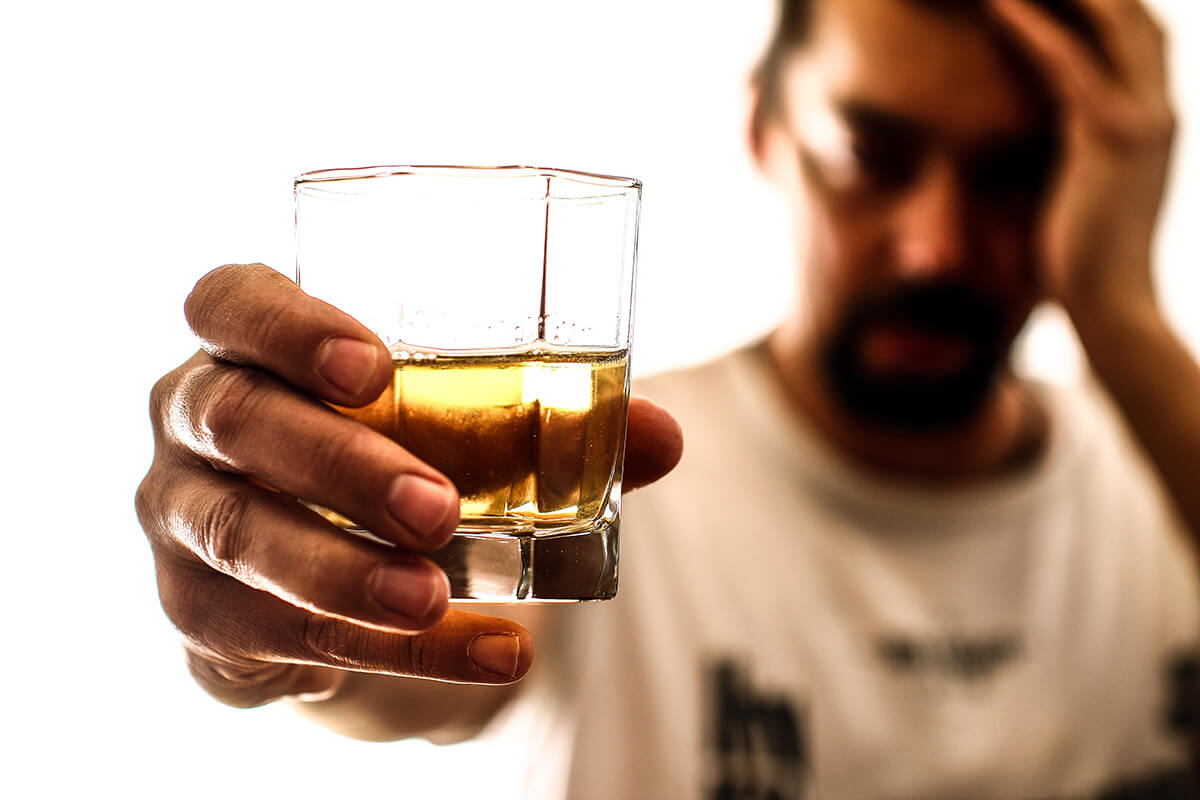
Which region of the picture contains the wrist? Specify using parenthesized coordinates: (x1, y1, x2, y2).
(1059, 262, 1157, 341)
(1066, 285, 1167, 377)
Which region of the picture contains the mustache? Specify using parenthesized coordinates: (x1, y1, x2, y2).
(821, 281, 1011, 430)
(845, 282, 1005, 340)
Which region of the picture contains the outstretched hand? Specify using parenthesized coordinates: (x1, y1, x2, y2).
(137, 263, 683, 707)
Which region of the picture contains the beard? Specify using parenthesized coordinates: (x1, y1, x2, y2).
(820, 282, 1009, 432)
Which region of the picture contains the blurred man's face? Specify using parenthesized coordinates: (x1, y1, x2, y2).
(761, 0, 1056, 430)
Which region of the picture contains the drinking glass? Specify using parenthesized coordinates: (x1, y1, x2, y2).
(294, 165, 641, 601)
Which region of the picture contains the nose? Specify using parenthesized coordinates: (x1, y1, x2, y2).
(892, 159, 969, 280)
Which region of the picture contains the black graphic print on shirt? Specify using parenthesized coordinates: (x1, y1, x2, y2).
(1166, 650, 1200, 750)
(706, 659, 806, 800)
(702, 648, 1200, 799)
(875, 632, 1022, 681)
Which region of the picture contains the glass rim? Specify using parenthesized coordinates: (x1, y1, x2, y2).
(295, 164, 641, 190)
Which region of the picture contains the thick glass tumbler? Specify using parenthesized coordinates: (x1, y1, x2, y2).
(295, 165, 640, 601)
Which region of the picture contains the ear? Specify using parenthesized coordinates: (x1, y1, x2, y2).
(746, 66, 804, 189)
(746, 79, 770, 172)
(749, 111, 802, 192)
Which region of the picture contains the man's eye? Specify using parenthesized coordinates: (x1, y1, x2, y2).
(968, 137, 1058, 211)
(850, 138, 922, 190)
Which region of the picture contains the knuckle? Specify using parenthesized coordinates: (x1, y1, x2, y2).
(150, 359, 209, 447)
(185, 264, 244, 335)
(195, 487, 256, 576)
(155, 558, 215, 645)
(137, 457, 204, 557)
(156, 361, 274, 466)
(301, 613, 359, 668)
(148, 370, 178, 431)
(301, 614, 409, 676)
(1104, 100, 1174, 151)
(404, 633, 443, 679)
(1157, 109, 1177, 140)
(1131, 109, 1175, 147)
(134, 472, 162, 538)
(196, 366, 274, 463)
(185, 264, 277, 335)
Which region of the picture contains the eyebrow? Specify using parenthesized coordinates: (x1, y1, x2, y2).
(834, 100, 930, 141)
(833, 98, 1055, 156)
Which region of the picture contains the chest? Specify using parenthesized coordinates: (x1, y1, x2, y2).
(557, 472, 1200, 799)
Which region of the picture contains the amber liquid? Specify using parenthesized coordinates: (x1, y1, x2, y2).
(328, 346, 629, 534)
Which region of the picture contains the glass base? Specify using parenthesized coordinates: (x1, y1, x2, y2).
(430, 521, 619, 602)
(309, 499, 620, 602)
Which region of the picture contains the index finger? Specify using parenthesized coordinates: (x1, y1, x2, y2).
(1069, 0, 1166, 73)
(185, 263, 392, 407)
(624, 396, 684, 491)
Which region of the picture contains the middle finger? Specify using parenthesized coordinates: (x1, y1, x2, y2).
(1070, 0, 1168, 94)
(160, 465, 450, 631)
(168, 359, 459, 550)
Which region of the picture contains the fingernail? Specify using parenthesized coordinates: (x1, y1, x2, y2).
(469, 634, 520, 678)
(370, 563, 445, 623)
(387, 474, 458, 542)
(316, 337, 379, 396)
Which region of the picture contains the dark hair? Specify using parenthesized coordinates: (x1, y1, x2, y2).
(749, 0, 815, 146)
(749, 0, 1103, 144)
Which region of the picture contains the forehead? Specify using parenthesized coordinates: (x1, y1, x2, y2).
(784, 0, 1049, 144)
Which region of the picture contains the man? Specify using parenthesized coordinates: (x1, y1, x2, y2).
(136, 0, 1200, 796)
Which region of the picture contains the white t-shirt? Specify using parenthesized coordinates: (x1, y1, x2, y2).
(483, 344, 1200, 799)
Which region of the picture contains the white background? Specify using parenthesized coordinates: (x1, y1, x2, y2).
(2, 1, 1196, 797)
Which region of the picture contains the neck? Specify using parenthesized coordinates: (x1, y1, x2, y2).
(765, 323, 1048, 484)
